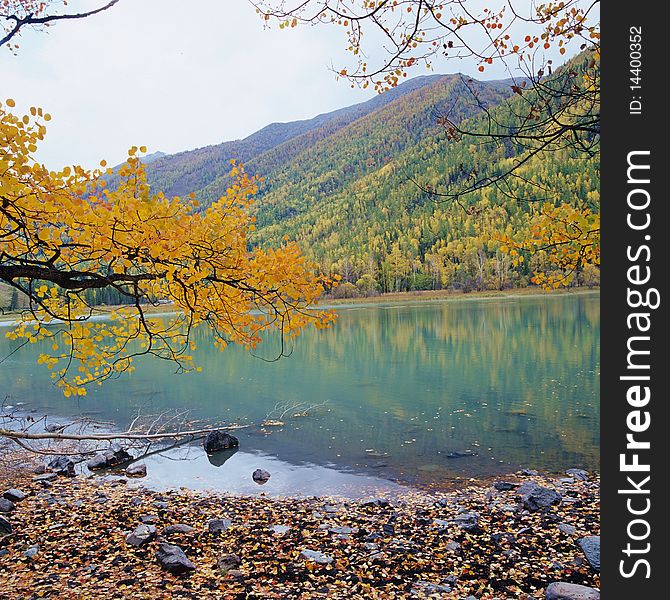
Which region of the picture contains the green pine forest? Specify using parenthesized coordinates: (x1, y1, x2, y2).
(2, 53, 598, 310)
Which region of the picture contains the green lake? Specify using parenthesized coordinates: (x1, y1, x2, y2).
(0, 292, 599, 497)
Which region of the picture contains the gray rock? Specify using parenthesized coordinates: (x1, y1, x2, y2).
(271, 525, 291, 535)
(156, 542, 196, 574)
(450, 512, 480, 531)
(87, 444, 132, 471)
(23, 544, 39, 558)
(412, 580, 451, 595)
(203, 430, 239, 453)
(521, 469, 539, 476)
(445, 541, 461, 553)
(47, 455, 75, 477)
(558, 523, 577, 536)
(329, 526, 356, 535)
(126, 524, 157, 547)
(252, 469, 271, 484)
(125, 463, 147, 478)
(163, 524, 195, 535)
(566, 469, 589, 481)
(154, 501, 169, 510)
(361, 498, 390, 508)
(45, 423, 66, 433)
(217, 553, 241, 572)
(364, 542, 379, 551)
(578, 536, 600, 571)
(494, 481, 517, 491)
(3, 489, 26, 503)
(0, 515, 12, 536)
(546, 582, 600, 600)
(0, 548, 8, 557)
(517, 482, 562, 511)
(300, 549, 333, 564)
(140, 514, 158, 524)
(32, 473, 57, 483)
(208, 519, 232, 533)
(0, 498, 15, 513)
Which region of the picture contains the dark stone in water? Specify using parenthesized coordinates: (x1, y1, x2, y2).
(446, 450, 477, 459)
(206, 447, 238, 467)
(203, 431, 239, 454)
(45, 423, 66, 433)
(156, 542, 196, 574)
(3, 489, 26, 503)
(252, 469, 271, 484)
(87, 444, 132, 471)
(125, 463, 147, 478)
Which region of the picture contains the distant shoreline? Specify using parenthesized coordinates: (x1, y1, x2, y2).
(0, 286, 600, 325)
(321, 285, 600, 307)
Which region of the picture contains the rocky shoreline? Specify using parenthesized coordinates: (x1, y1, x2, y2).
(0, 460, 600, 599)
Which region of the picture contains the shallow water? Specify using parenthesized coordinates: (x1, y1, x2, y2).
(1, 292, 600, 496)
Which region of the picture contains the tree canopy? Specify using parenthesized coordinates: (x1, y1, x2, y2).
(1, 99, 335, 396)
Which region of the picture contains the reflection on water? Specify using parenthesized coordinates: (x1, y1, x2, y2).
(1, 292, 599, 494)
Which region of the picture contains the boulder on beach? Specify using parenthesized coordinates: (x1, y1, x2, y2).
(156, 542, 196, 574)
(126, 524, 156, 547)
(578, 536, 600, 571)
(546, 582, 600, 600)
(208, 519, 232, 534)
(517, 481, 562, 511)
(203, 431, 239, 454)
(3, 489, 26, 503)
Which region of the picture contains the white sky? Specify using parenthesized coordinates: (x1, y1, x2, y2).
(1, 0, 589, 170)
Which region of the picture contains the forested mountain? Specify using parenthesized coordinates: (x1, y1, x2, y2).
(115, 60, 599, 297)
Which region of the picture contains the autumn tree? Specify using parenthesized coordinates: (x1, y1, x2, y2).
(1, 99, 335, 397)
(1, 0, 119, 50)
(252, 0, 600, 287)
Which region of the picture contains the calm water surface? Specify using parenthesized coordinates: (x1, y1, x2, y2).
(0, 292, 600, 497)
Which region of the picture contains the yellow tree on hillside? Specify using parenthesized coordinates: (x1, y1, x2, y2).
(253, 0, 600, 287)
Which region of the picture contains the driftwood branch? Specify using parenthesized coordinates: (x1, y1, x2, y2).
(0, 424, 249, 443)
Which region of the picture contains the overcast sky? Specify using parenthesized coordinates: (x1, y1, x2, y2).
(1, 0, 582, 169)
